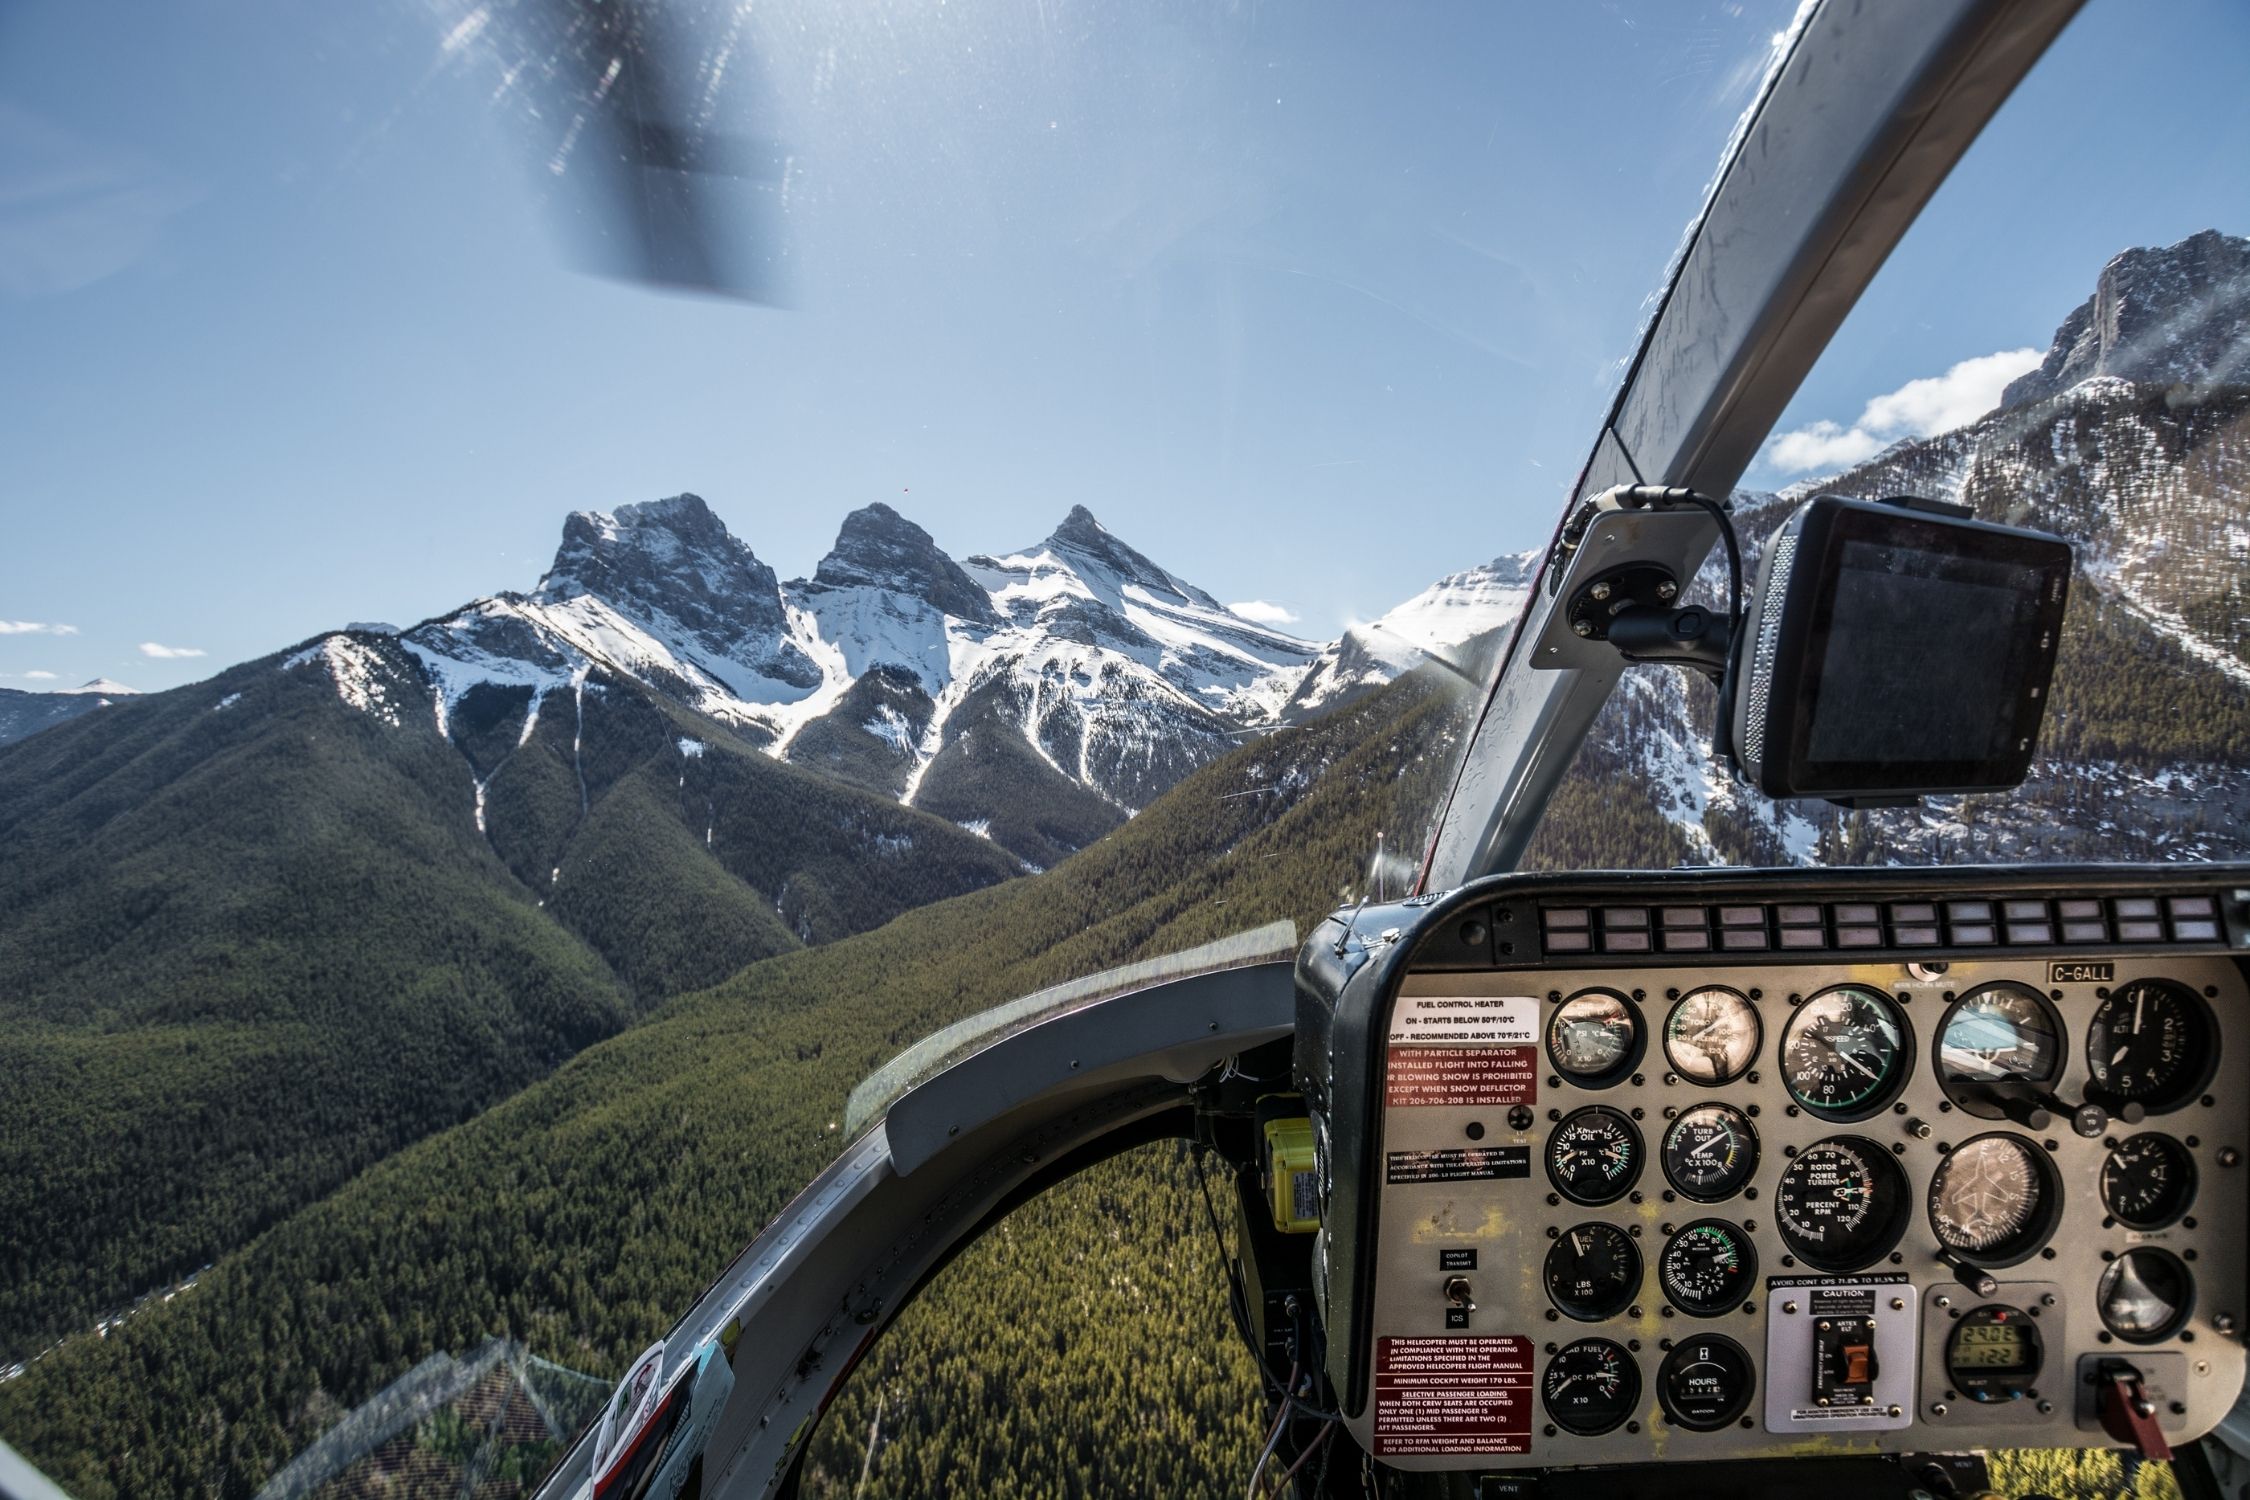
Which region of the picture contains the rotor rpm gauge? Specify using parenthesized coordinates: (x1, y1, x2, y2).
(2101, 1133, 2198, 1231)
(1935, 984, 2065, 1117)
(1779, 986, 1910, 1120)
(1547, 988, 1644, 1087)
(1546, 1106, 1643, 1206)
(1544, 1222, 1643, 1322)
(1661, 1103, 1760, 1202)
(1656, 1335, 1757, 1431)
(1663, 987, 1760, 1087)
(2085, 979, 2217, 1115)
(1542, 1338, 1641, 1436)
(1927, 1133, 2061, 1266)
(2097, 1247, 2195, 1344)
(1658, 1220, 1758, 1317)
(1775, 1136, 1910, 1271)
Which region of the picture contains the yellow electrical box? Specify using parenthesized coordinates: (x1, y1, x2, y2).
(1263, 1114, 1320, 1234)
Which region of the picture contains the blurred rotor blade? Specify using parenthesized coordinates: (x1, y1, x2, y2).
(449, 0, 789, 303)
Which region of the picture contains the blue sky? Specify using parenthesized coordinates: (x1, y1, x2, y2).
(2, 0, 2246, 692)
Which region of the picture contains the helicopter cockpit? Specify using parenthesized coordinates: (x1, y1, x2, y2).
(3, 1, 2246, 1499)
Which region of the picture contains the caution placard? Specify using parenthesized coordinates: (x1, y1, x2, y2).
(1384, 1046, 1537, 1107)
(1387, 994, 1539, 1045)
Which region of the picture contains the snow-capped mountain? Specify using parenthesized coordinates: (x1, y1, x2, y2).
(0, 680, 137, 747)
(1283, 551, 1540, 719)
(1570, 229, 2250, 871)
(386, 495, 1320, 864)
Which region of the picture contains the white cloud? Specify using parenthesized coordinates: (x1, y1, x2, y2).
(1764, 347, 2042, 476)
(1226, 600, 1300, 626)
(0, 620, 77, 635)
(138, 641, 207, 659)
(23, 669, 58, 680)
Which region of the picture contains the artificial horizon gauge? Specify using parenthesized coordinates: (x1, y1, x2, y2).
(1935, 983, 2065, 1117)
(2097, 1246, 2195, 1344)
(1661, 1103, 1759, 1201)
(1548, 988, 1643, 1086)
(1775, 1136, 1910, 1271)
(1544, 1221, 1642, 1322)
(1927, 1133, 2060, 1265)
(1664, 987, 1760, 1086)
(2101, 1132, 2198, 1230)
(1779, 985, 1908, 1119)
(1546, 1106, 1643, 1205)
(1656, 1335, 1757, 1431)
(1542, 1338, 1641, 1436)
(1658, 1219, 1758, 1317)
(2085, 979, 2217, 1114)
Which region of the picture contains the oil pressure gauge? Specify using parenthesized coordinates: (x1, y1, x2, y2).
(1546, 1106, 1643, 1206)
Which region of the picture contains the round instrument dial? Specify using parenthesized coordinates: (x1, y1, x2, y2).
(1664, 987, 1760, 1087)
(1544, 1222, 1642, 1322)
(1656, 1335, 1756, 1431)
(1945, 1304, 2045, 1404)
(2085, 980, 2216, 1114)
(1936, 984, 2065, 1117)
(1542, 1338, 1641, 1436)
(2097, 1247, 2194, 1344)
(1775, 1136, 1910, 1271)
(1780, 986, 1909, 1120)
(1546, 1107, 1643, 1206)
(1659, 1219, 1758, 1318)
(1661, 1103, 1759, 1202)
(2101, 1133, 2198, 1231)
(1928, 1133, 2060, 1265)
(1548, 989, 1643, 1087)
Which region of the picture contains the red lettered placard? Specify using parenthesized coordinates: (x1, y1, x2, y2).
(1373, 1336, 1534, 1455)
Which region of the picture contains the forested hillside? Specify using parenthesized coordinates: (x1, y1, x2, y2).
(0, 631, 1018, 1365)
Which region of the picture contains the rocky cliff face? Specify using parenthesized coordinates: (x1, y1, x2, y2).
(2001, 229, 2250, 406)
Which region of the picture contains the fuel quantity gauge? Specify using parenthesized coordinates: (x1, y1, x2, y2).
(1543, 1338, 1641, 1436)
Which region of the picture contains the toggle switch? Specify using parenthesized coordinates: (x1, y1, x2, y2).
(2096, 1362, 2173, 1462)
(1444, 1276, 1476, 1312)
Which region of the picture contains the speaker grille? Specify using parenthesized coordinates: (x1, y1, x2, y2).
(1741, 532, 1796, 759)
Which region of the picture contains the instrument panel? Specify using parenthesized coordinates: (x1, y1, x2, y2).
(1296, 871, 2249, 1475)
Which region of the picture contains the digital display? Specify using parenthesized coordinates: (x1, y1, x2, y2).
(1805, 539, 2049, 766)
(1951, 1321, 2032, 1369)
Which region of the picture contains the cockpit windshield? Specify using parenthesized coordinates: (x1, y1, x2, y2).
(4, 2, 2246, 1498)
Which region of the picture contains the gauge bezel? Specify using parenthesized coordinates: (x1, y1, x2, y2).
(2096, 1246, 2196, 1345)
(1655, 1334, 1758, 1431)
(1774, 1134, 1912, 1272)
(1546, 987, 1647, 1089)
(1778, 984, 1915, 1122)
(1543, 1221, 1644, 1322)
(1542, 1337, 1642, 1436)
(1943, 1302, 2045, 1404)
(1658, 1218, 1760, 1318)
(1662, 986, 1762, 1088)
(1932, 982, 2068, 1119)
(1925, 1131, 2063, 1267)
(1545, 1105, 1645, 1206)
(2101, 1132, 2199, 1232)
(1660, 1102, 1761, 1203)
(2083, 979, 2221, 1116)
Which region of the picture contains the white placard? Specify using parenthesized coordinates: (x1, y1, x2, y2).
(1387, 994, 1539, 1046)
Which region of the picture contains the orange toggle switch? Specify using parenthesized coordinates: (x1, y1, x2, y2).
(1843, 1345, 1874, 1385)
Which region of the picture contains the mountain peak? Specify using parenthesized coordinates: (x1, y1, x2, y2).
(65, 678, 139, 695)
(2002, 228, 2250, 407)
(537, 492, 820, 690)
(807, 503, 998, 623)
(1042, 505, 1219, 609)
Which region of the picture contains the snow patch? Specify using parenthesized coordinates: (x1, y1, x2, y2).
(283, 636, 404, 727)
(677, 736, 707, 758)
(212, 692, 241, 712)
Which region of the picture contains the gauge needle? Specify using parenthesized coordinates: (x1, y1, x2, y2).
(1691, 1133, 1727, 1159)
(2133, 988, 2145, 1034)
(1825, 1040, 1879, 1080)
(1573, 1230, 1587, 1257)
